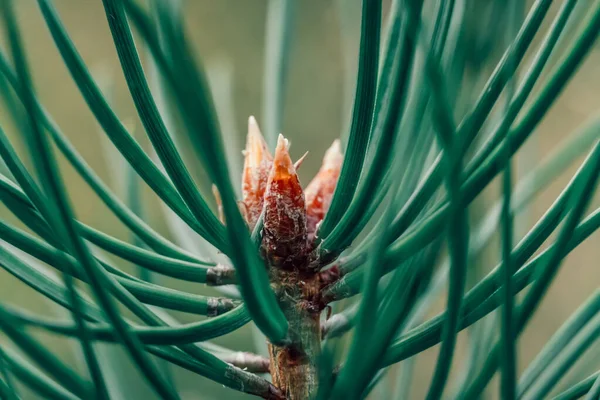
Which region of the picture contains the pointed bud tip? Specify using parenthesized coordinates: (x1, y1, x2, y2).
(247, 116, 264, 142)
(244, 116, 272, 167)
(242, 116, 273, 228)
(330, 139, 341, 153)
(272, 134, 295, 178)
(323, 139, 344, 168)
(276, 133, 289, 149)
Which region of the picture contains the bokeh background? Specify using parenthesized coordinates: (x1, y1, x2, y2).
(0, 1, 599, 399)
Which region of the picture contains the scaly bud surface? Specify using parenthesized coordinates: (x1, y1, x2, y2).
(242, 116, 273, 230)
(304, 139, 343, 242)
(262, 134, 308, 269)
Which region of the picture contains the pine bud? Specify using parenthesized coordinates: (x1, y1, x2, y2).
(262, 134, 308, 269)
(242, 116, 273, 229)
(304, 139, 343, 242)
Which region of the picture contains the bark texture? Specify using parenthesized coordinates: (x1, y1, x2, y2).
(268, 271, 321, 400)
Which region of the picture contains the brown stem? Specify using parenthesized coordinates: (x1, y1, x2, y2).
(268, 270, 322, 399)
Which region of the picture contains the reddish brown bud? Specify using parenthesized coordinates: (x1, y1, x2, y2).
(242, 116, 273, 229)
(304, 139, 343, 241)
(262, 134, 308, 269)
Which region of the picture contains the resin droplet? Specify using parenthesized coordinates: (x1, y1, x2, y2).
(242, 116, 273, 230)
(262, 134, 308, 269)
(304, 139, 343, 242)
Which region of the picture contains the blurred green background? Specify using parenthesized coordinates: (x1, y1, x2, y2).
(0, 1, 599, 399)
